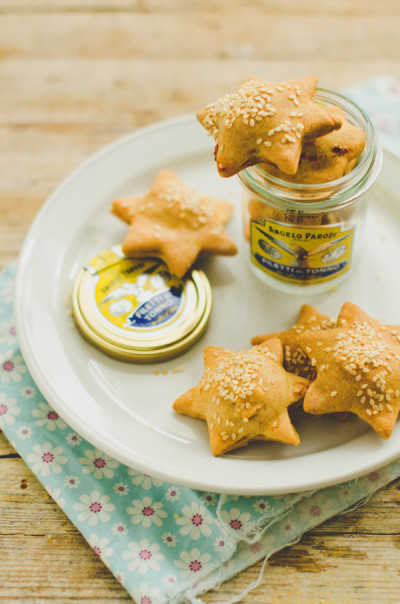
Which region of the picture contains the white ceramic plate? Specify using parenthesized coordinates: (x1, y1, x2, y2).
(14, 114, 400, 495)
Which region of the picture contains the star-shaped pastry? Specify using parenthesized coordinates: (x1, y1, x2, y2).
(112, 170, 237, 278)
(173, 339, 310, 455)
(261, 106, 366, 183)
(251, 304, 335, 378)
(197, 76, 342, 177)
(298, 302, 400, 439)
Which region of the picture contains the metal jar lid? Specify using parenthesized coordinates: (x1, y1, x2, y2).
(71, 246, 212, 363)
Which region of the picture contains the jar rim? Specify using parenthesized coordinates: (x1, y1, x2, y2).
(238, 87, 382, 209)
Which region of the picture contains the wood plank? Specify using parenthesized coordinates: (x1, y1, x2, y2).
(0, 0, 400, 16)
(0, 12, 400, 61)
(2, 59, 400, 130)
(203, 534, 400, 602)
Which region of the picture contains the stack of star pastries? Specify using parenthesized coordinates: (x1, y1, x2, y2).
(174, 302, 400, 455)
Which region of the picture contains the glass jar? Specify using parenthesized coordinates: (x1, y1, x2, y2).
(239, 89, 382, 294)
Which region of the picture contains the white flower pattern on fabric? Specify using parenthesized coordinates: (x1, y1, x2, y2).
(64, 475, 80, 489)
(175, 502, 213, 540)
(130, 583, 166, 604)
(16, 425, 33, 440)
(111, 522, 128, 538)
(73, 490, 115, 526)
(128, 470, 164, 491)
(162, 574, 178, 590)
(88, 534, 115, 564)
(174, 548, 212, 578)
(127, 496, 167, 528)
(27, 442, 67, 477)
(65, 432, 82, 446)
(297, 492, 335, 522)
(165, 486, 181, 502)
(0, 350, 27, 384)
(279, 519, 300, 540)
(162, 532, 177, 547)
(337, 484, 357, 503)
(0, 319, 17, 346)
(112, 482, 130, 496)
(220, 507, 252, 533)
(0, 393, 20, 427)
(200, 492, 218, 507)
(0, 279, 13, 304)
(79, 448, 120, 479)
(123, 539, 165, 575)
(114, 570, 125, 584)
(45, 486, 66, 508)
(213, 535, 229, 553)
(32, 402, 67, 431)
(20, 385, 36, 399)
(253, 499, 271, 514)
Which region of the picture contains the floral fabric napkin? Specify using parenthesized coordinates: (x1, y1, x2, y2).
(1, 78, 400, 604)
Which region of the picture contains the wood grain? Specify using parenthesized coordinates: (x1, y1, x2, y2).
(1, 0, 400, 601)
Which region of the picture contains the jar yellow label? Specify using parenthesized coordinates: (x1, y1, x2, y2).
(250, 217, 355, 285)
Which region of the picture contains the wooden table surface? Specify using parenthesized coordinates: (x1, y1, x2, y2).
(1, 1, 400, 602)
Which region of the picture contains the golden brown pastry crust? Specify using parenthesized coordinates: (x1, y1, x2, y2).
(112, 170, 237, 278)
(197, 76, 342, 177)
(260, 106, 366, 184)
(298, 302, 400, 439)
(251, 304, 335, 378)
(173, 339, 310, 456)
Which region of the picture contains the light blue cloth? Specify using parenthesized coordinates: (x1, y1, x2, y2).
(1, 78, 400, 603)
(345, 75, 400, 156)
